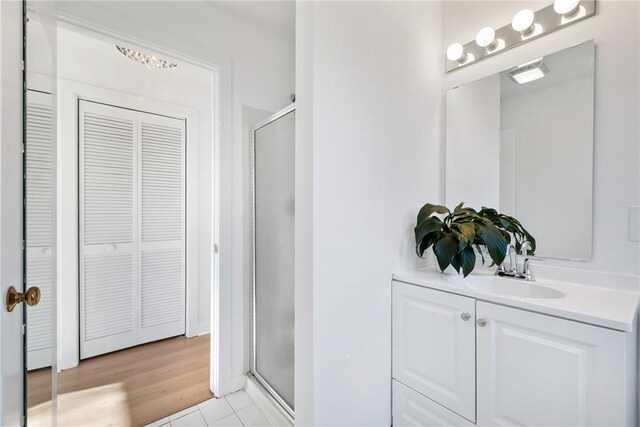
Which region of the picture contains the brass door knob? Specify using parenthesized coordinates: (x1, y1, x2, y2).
(6, 286, 41, 312)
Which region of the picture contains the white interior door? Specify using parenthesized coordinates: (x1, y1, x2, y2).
(2, 1, 58, 424)
(137, 112, 186, 344)
(1, 2, 27, 424)
(79, 101, 186, 359)
(79, 101, 138, 359)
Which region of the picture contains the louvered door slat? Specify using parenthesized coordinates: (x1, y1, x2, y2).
(141, 120, 184, 242)
(82, 109, 134, 246)
(26, 98, 53, 248)
(25, 91, 54, 371)
(141, 248, 184, 328)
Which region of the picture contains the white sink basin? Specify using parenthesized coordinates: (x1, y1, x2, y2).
(443, 274, 565, 299)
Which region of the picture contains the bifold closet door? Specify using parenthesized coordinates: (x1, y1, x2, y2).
(25, 90, 54, 370)
(80, 101, 138, 359)
(80, 101, 185, 359)
(137, 112, 186, 344)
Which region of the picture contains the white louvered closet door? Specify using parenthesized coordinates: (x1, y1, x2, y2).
(80, 101, 138, 359)
(26, 90, 54, 370)
(80, 101, 186, 359)
(137, 112, 186, 344)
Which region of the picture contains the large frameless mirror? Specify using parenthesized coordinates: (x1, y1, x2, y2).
(446, 40, 595, 260)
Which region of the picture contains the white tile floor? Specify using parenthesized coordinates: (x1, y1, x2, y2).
(145, 390, 272, 427)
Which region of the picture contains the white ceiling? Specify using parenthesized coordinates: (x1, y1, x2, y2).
(206, 1, 295, 41)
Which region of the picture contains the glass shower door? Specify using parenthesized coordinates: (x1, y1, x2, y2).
(251, 105, 295, 416)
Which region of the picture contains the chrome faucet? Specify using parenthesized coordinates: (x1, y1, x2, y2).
(508, 245, 518, 274)
(496, 241, 542, 282)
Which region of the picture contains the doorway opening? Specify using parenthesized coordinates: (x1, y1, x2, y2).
(25, 15, 220, 427)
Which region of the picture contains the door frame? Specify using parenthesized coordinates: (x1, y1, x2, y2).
(53, 14, 232, 397)
(2, 7, 235, 421)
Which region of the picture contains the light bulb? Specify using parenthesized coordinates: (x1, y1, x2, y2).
(446, 43, 466, 63)
(476, 27, 497, 50)
(512, 9, 535, 35)
(554, 0, 580, 16)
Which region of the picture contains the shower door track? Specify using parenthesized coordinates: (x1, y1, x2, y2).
(249, 103, 296, 419)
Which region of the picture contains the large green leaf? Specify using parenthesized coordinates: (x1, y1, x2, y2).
(452, 222, 477, 250)
(476, 223, 508, 265)
(474, 243, 486, 265)
(450, 253, 462, 273)
(433, 234, 459, 272)
(417, 203, 450, 224)
(414, 216, 443, 244)
(460, 245, 476, 277)
(416, 231, 441, 258)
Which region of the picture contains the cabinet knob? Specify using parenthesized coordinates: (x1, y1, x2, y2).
(477, 318, 487, 327)
(460, 312, 471, 321)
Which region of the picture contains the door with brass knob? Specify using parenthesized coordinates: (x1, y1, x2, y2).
(0, 4, 59, 426)
(5, 286, 41, 312)
(0, 2, 58, 425)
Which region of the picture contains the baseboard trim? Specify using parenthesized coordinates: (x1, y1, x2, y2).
(198, 326, 211, 336)
(245, 375, 294, 426)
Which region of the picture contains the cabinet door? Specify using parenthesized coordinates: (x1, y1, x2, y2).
(476, 301, 629, 427)
(393, 282, 476, 422)
(393, 380, 475, 427)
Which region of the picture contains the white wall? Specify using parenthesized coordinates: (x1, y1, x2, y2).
(295, 2, 442, 424)
(53, 1, 295, 392)
(442, 0, 640, 277)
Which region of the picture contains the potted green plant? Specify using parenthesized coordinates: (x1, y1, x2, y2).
(414, 202, 535, 277)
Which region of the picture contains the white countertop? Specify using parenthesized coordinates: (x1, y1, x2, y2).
(393, 267, 639, 332)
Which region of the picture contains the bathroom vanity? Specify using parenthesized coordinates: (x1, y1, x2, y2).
(391, 268, 639, 426)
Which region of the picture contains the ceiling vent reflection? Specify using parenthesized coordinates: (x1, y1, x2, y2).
(508, 59, 550, 84)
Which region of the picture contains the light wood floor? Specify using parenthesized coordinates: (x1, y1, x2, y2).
(28, 335, 213, 427)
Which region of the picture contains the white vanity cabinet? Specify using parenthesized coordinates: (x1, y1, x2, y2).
(392, 279, 637, 427)
(392, 282, 476, 422)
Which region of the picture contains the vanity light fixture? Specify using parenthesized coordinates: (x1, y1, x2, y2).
(508, 59, 549, 84)
(444, 0, 595, 73)
(475, 27, 498, 51)
(116, 46, 177, 69)
(554, 0, 581, 16)
(446, 43, 467, 63)
(512, 9, 536, 36)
